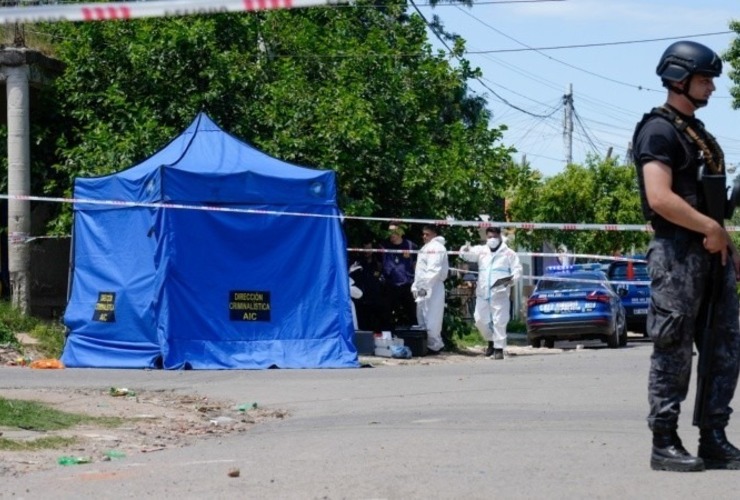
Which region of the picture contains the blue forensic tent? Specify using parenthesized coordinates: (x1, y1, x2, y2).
(61, 112, 359, 369)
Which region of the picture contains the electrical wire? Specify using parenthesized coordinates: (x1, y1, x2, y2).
(466, 31, 735, 54)
(453, 4, 663, 93)
(409, 0, 562, 118)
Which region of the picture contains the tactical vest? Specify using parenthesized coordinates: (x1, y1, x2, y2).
(632, 105, 725, 224)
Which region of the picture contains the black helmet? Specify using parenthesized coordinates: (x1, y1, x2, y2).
(656, 41, 722, 82)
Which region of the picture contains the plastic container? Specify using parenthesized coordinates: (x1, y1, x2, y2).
(374, 337, 404, 357)
(353, 330, 375, 355)
(393, 328, 428, 357)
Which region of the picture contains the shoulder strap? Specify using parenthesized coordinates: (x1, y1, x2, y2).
(641, 106, 725, 174)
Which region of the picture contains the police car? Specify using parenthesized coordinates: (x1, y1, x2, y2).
(606, 257, 650, 335)
(526, 265, 627, 349)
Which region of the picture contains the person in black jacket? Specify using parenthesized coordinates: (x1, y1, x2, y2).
(350, 241, 388, 332)
(633, 40, 740, 472)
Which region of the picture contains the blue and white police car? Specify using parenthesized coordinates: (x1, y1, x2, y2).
(607, 257, 650, 335)
(526, 265, 628, 349)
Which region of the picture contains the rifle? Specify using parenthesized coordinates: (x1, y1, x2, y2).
(692, 173, 729, 428)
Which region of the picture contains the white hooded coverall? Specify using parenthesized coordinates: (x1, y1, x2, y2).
(411, 236, 449, 352)
(459, 240, 522, 349)
(349, 263, 364, 330)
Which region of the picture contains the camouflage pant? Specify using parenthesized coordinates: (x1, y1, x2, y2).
(647, 237, 740, 431)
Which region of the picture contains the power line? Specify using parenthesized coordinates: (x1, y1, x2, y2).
(453, 5, 664, 93)
(573, 107, 605, 155)
(409, 0, 558, 118)
(466, 31, 734, 54)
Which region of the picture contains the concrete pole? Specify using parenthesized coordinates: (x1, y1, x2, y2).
(4, 65, 31, 313)
(563, 83, 573, 165)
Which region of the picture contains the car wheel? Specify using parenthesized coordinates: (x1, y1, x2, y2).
(606, 323, 620, 348)
(618, 322, 628, 347)
(529, 336, 541, 348)
(544, 338, 555, 349)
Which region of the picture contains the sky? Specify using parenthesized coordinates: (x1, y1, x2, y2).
(415, 0, 739, 178)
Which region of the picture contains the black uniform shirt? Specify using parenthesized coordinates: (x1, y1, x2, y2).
(633, 107, 703, 233)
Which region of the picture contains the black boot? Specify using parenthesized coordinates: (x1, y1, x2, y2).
(651, 430, 705, 472)
(484, 341, 494, 357)
(698, 428, 740, 470)
(492, 348, 504, 360)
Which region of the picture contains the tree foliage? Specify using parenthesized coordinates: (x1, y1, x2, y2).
(726, 20, 740, 110)
(29, 1, 513, 244)
(506, 155, 650, 256)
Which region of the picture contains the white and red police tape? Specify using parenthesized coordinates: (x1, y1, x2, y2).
(0, 193, 702, 232)
(0, 0, 340, 25)
(0, 194, 740, 232)
(6, 192, 740, 232)
(4, 193, 660, 284)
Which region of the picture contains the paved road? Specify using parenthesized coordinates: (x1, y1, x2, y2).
(2, 340, 739, 499)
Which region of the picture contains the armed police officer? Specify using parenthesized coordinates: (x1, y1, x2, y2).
(633, 41, 740, 472)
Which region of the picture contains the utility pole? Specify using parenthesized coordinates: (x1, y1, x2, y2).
(1, 44, 63, 314)
(563, 84, 573, 165)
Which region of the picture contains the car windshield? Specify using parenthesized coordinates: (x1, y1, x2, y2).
(536, 272, 608, 292)
(610, 263, 649, 280)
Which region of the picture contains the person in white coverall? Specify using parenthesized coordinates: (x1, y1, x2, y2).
(459, 226, 522, 359)
(411, 224, 449, 354)
(349, 261, 364, 330)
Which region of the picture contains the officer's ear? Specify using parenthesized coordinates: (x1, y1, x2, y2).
(673, 78, 689, 92)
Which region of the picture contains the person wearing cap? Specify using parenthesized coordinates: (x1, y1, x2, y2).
(459, 226, 522, 360)
(411, 224, 449, 354)
(633, 40, 740, 472)
(380, 222, 418, 328)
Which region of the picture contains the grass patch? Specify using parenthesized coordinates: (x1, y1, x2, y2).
(0, 397, 123, 433)
(507, 318, 527, 334)
(0, 398, 93, 431)
(0, 397, 125, 452)
(0, 436, 78, 451)
(447, 319, 529, 349)
(0, 322, 21, 349)
(0, 397, 123, 451)
(451, 326, 485, 349)
(0, 300, 67, 358)
(29, 322, 67, 359)
(0, 301, 38, 333)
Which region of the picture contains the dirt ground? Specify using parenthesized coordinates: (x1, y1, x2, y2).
(0, 385, 289, 477)
(0, 341, 563, 477)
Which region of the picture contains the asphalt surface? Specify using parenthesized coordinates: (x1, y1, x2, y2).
(2, 339, 740, 499)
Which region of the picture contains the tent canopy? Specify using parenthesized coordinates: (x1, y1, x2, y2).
(62, 112, 358, 370)
(75, 113, 337, 206)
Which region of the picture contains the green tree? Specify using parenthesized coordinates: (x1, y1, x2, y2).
(716, 23, 740, 249)
(506, 155, 650, 256)
(31, 1, 513, 243)
(726, 19, 740, 109)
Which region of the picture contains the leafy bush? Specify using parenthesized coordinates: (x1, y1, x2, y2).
(0, 300, 66, 358)
(30, 323, 66, 359)
(507, 318, 527, 334)
(0, 301, 37, 333)
(0, 323, 20, 348)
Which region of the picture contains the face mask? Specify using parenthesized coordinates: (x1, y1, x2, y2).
(487, 237, 501, 249)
